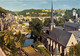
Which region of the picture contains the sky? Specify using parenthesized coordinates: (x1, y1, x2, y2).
(0, 0, 80, 11)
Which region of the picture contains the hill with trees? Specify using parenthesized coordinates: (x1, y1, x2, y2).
(0, 7, 6, 13)
(17, 9, 65, 17)
(6, 10, 16, 15)
(0, 7, 16, 16)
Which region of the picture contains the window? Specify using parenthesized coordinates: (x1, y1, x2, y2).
(72, 42, 73, 45)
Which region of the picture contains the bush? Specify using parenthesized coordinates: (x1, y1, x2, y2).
(33, 41, 51, 56)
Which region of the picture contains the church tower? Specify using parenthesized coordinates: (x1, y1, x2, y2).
(73, 9, 79, 23)
(49, 2, 55, 31)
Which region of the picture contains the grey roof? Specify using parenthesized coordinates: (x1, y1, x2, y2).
(42, 28, 72, 47)
(55, 26, 64, 30)
(68, 31, 80, 42)
(64, 22, 80, 28)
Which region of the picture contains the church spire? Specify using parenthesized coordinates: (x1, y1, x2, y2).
(49, 2, 55, 31)
(51, 2, 53, 23)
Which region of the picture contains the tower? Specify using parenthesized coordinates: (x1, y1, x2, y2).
(49, 2, 55, 31)
(73, 10, 78, 23)
(73, 10, 76, 18)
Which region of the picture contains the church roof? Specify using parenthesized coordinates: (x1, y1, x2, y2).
(68, 31, 80, 42)
(55, 26, 64, 30)
(64, 22, 80, 28)
(42, 28, 72, 47)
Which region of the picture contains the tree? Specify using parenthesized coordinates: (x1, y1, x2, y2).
(0, 7, 6, 13)
(69, 42, 80, 56)
(29, 18, 43, 40)
(44, 18, 50, 26)
(0, 30, 25, 56)
(44, 18, 60, 26)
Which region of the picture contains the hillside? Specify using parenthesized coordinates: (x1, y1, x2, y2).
(6, 10, 16, 15)
(18, 9, 49, 17)
(0, 7, 6, 13)
(0, 7, 16, 15)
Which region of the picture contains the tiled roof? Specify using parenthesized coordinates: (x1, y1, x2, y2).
(55, 26, 64, 30)
(42, 28, 72, 47)
(64, 22, 80, 28)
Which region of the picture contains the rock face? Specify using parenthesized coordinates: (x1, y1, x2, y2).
(0, 14, 16, 31)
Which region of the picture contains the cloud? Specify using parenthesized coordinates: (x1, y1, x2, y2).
(41, 1, 48, 4)
(62, 4, 71, 9)
(52, 0, 76, 2)
(21, 4, 27, 7)
(52, 0, 58, 1)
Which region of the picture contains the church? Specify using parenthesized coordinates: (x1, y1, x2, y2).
(41, 3, 78, 56)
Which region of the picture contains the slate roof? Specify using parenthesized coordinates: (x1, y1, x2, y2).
(64, 22, 80, 28)
(42, 28, 72, 47)
(55, 26, 64, 30)
(68, 31, 80, 42)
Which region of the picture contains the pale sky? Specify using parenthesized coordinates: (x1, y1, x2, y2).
(0, 0, 80, 11)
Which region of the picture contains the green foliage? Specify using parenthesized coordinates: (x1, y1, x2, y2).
(18, 9, 42, 17)
(69, 42, 80, 56)
(0, 7, 6, 13)
(17, 31, 21, 40)
(65, 10, 73, 20)
(58, 18, 66, 27)
(17, 9, 65, 17)
(20, 34, 25, 47)
(54, 19, 59, 26)
(55, 10, 65, 13)
(18, 20, 23, 24)
(65, 8, 80, 20)
(44, 18, 50, 26)
(0, 32, 5, 47)
(29, 18, 43, 38)
(6, 10, 16, 15)
(44, 18, 64, 27)
(0, 30, 25, 56)
(33, 41, 51, 56)
(0, 7, 16, 16)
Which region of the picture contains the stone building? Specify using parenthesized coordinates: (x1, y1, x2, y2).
(64, 9, 80, 31)
(41, 3, 78, 56)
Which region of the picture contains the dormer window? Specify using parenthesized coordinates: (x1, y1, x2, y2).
(77, 40, 79, 42)
(72, 42, 73, 45)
